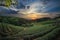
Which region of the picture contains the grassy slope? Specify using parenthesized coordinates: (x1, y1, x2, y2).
(0, 16, 60, 40)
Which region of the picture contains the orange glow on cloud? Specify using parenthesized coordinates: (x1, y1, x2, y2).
(21, 13, 49, 20)
(25, 13, 42, 20)
(27, 14, 38, 20)
(19, 12, 58, 20)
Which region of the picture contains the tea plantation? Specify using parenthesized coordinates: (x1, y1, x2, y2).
(0, 16, 60, 40)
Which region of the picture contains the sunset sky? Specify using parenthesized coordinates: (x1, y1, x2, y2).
(18, 0, 60, 13)
(0, 0, 60, 20)
(17, 0, 60, 20)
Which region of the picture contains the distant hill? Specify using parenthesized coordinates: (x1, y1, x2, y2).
(0, 16, 60, 40)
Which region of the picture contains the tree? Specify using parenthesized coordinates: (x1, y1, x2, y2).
(5, 0, 12, 7)
(0, 0, 17, 7)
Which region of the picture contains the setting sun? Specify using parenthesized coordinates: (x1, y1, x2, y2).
(27, 13, 38, 20)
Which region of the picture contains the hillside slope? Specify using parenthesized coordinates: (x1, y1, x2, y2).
(0, 16, 60, 40)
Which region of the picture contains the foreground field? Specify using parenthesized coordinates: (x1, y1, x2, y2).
(0, 16, 60, 40)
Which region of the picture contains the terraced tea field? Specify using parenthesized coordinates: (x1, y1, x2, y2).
(0, 16, 60, 40)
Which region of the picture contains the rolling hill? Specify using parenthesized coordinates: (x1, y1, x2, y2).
(0, 16, 60, 40)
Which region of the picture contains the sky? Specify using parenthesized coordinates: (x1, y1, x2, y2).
(10, 0, 60, 13)
(0, 0, 60, 20)
(17, 0, 60, 19)
(21, 0, 60, 13)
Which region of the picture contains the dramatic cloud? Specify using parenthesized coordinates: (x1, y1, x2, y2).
(0, 0, 60, 20)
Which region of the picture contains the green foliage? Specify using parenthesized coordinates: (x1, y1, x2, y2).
(0, 0, 11, 7)
(0, 0, 17, 7)
(5, 0, 12, 7)
(34, 28, 60, 40)
(0, 22, 24, 40)
(0, 16, 60, 40)
(0, 16, 34, 27)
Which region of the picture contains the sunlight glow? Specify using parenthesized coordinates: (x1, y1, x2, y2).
(18, 1, 59, 20)
(27, 13, 38, 20)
